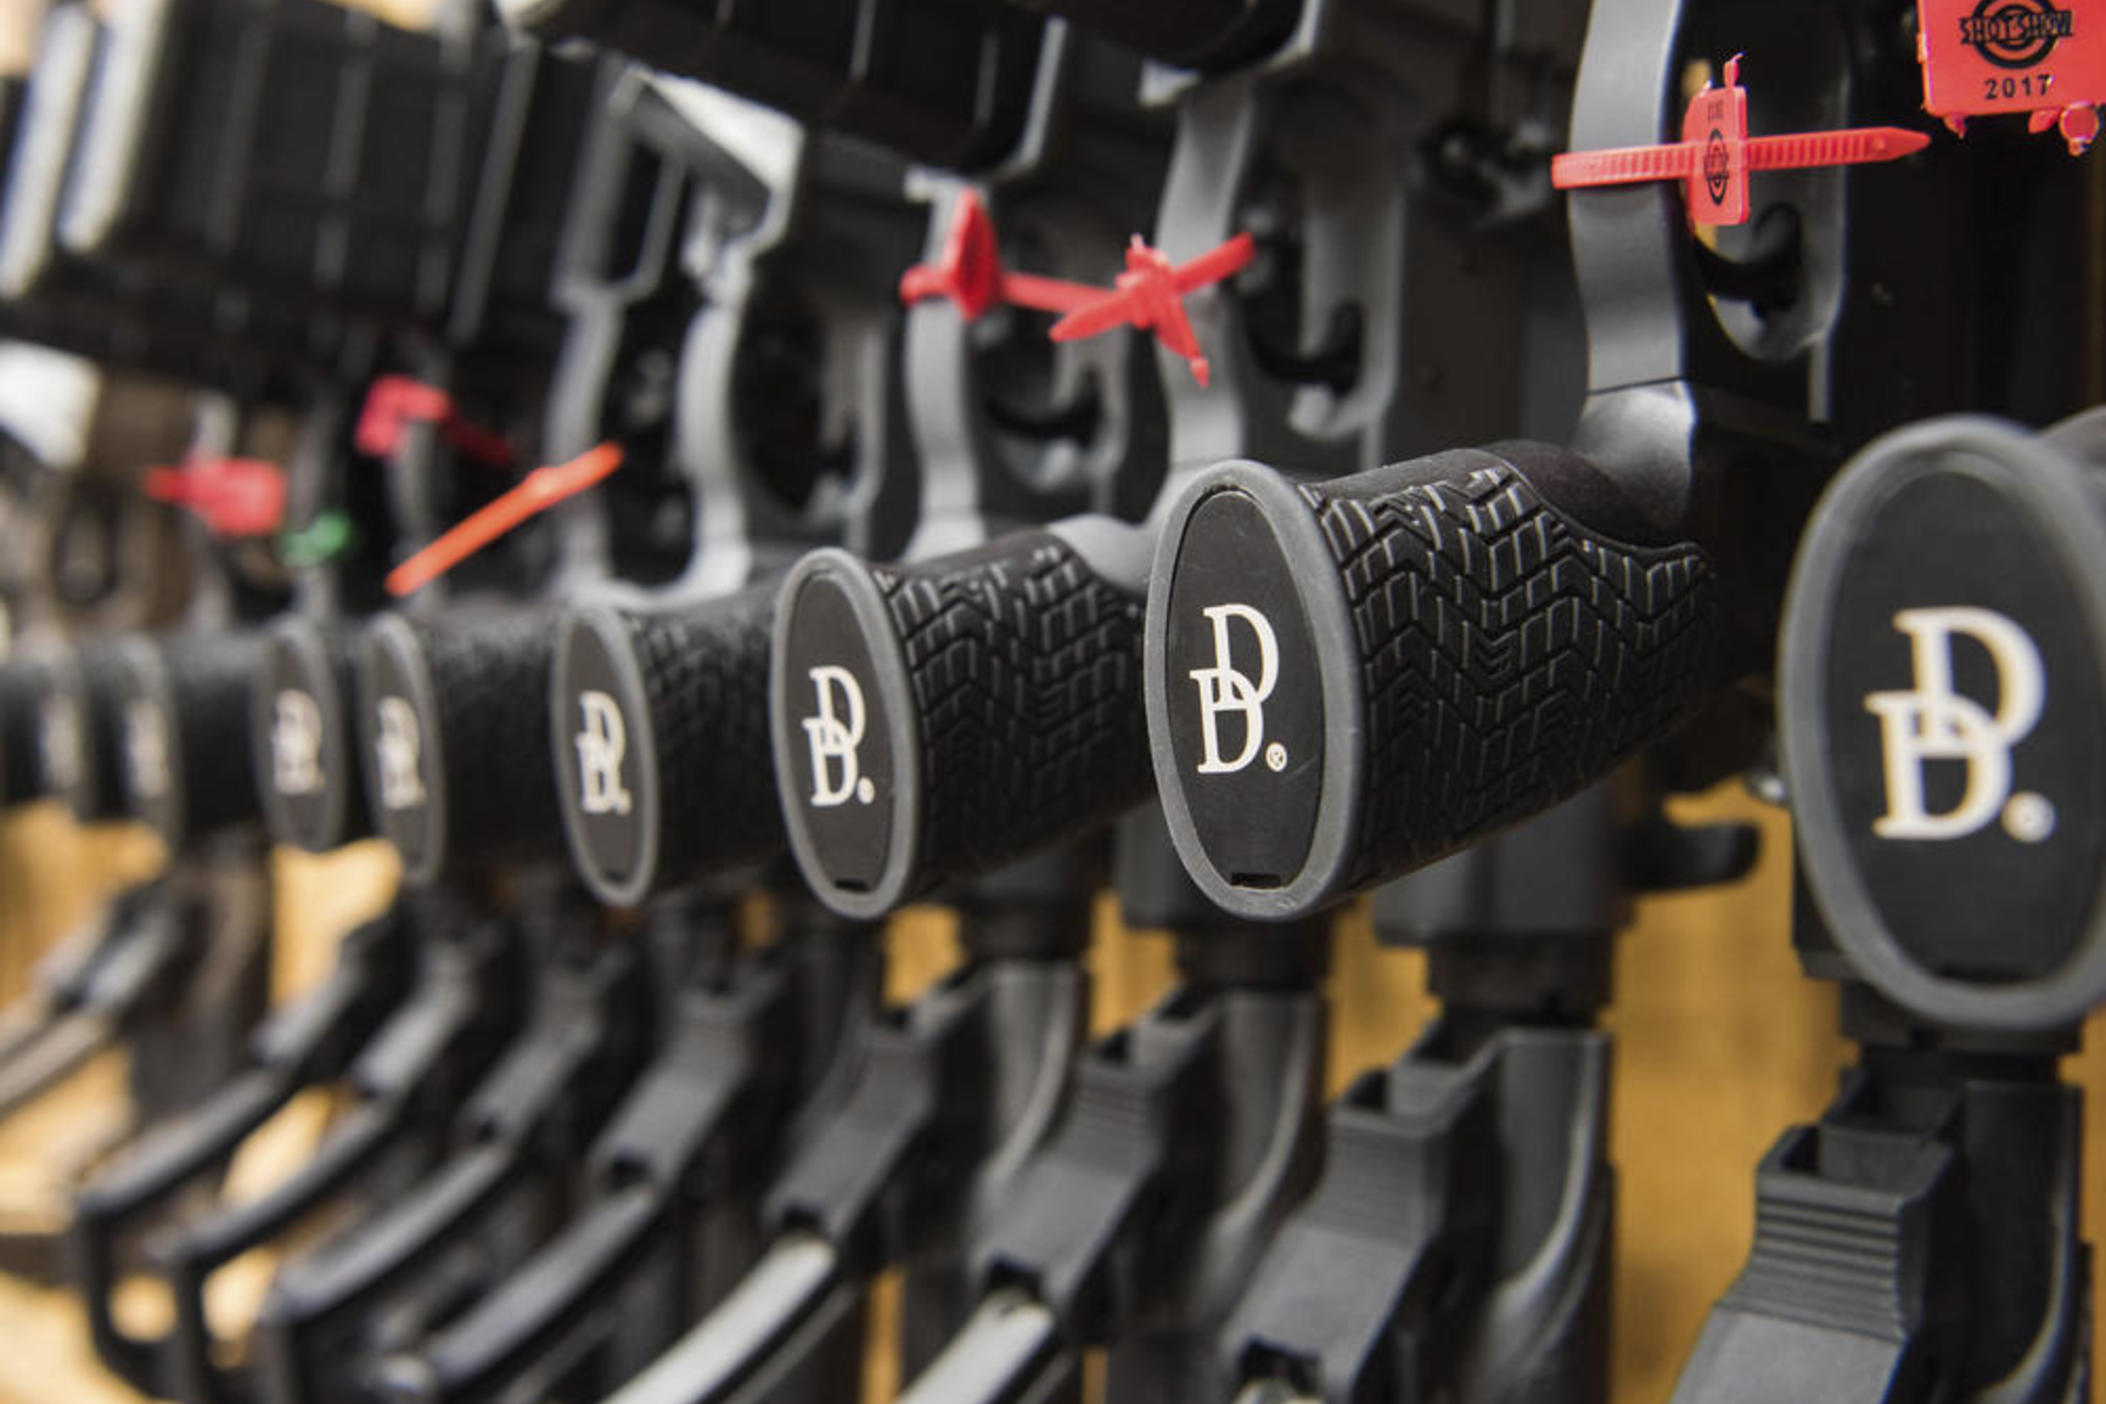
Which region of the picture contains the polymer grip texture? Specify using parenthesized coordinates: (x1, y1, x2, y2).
(255, 620, 375, 852)
(59, 645, 132, 823)
(780, 527, 1150, 917)
(886, 532, 1149, 903)
(131, 632, 266, 843)
(1151, 448, 1725, 918)
(360, 612, 565, 881)
(1307, 456, 1720, 893)
(0, 661, 52, 806)
(557, 588, 782, 904)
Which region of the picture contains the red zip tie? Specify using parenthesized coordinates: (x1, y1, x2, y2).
(1553, 55, 1930, 226)
(898, 191, 1005, 319)
(143, 455, 287, 538)
(1744, 130, 1934, 169)
(900, 190, 1258, 385)
(384, 443, 623, 598)
(358, 375, 516, 468)
(1046, 234, 1256, 387)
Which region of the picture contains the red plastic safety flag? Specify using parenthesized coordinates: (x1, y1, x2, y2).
(901, 190, 1257, 386)
(357, 375, 516, 468)
(385, 443, 623, 597)
(144, 456, 287, 538)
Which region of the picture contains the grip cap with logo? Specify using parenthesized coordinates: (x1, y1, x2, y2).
(769, 523, 1152, 920)
(1780, 409, 2106, 1030)
(1145, 446, 1724, 920)
(355, 611, 566, 885)
(551, 590, 782, 907)
(254, 619, 372, 853)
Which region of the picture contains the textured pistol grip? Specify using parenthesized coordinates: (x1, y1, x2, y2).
(357, 611, 565, 884)
(255, 620, 375, 853)
(114, 632, 266, 846)
(49, 645, 132, 823)
(1146, 447, 1725, 920)
(0, 661, 54, 807)
(552, 587, 781, 906)
(771, 521, 1152, 919)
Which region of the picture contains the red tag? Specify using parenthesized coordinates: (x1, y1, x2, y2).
(144, 457, 286, 538)
(384, 443, 623, 597)
(1919, 0, 2105, 150)
(898, 190, 1004, 321)
(1554, 56, 1929, 226)
(1682, 57, 1751, 226)
(356, 375, 515, 468)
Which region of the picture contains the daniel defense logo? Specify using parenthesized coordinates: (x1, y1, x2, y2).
(1960, 0, 2074, 67)
(271, 689, 324, 797)
(573, 691, 632, 817)
(39, 695, 79, 793)
(1188, 604, 1289, 777)
(375, 696, 427, 812)
(124, 699, 169, 801)
(803, 665, 875, 807)
(1865, 606, 2054, 844)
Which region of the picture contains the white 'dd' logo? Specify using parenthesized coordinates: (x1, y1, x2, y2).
(1863, 606, 2053, 843)
(375, 696, 427, 812)
(802, 665, 874, 807)
(40, 696, 79, 793)
(1188, 603, 1286, 775)
(272, 689, 324, 797)
(124, 699, 169, 800)
(574, 691, 632, 817)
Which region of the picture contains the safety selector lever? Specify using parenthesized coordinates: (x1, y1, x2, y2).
(1669, 408, 2106, 1403)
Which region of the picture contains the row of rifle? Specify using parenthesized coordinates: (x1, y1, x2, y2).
(0, 0, 2098, 1401)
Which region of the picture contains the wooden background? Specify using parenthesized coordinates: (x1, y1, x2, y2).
(0, 787, 2098, 1403)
